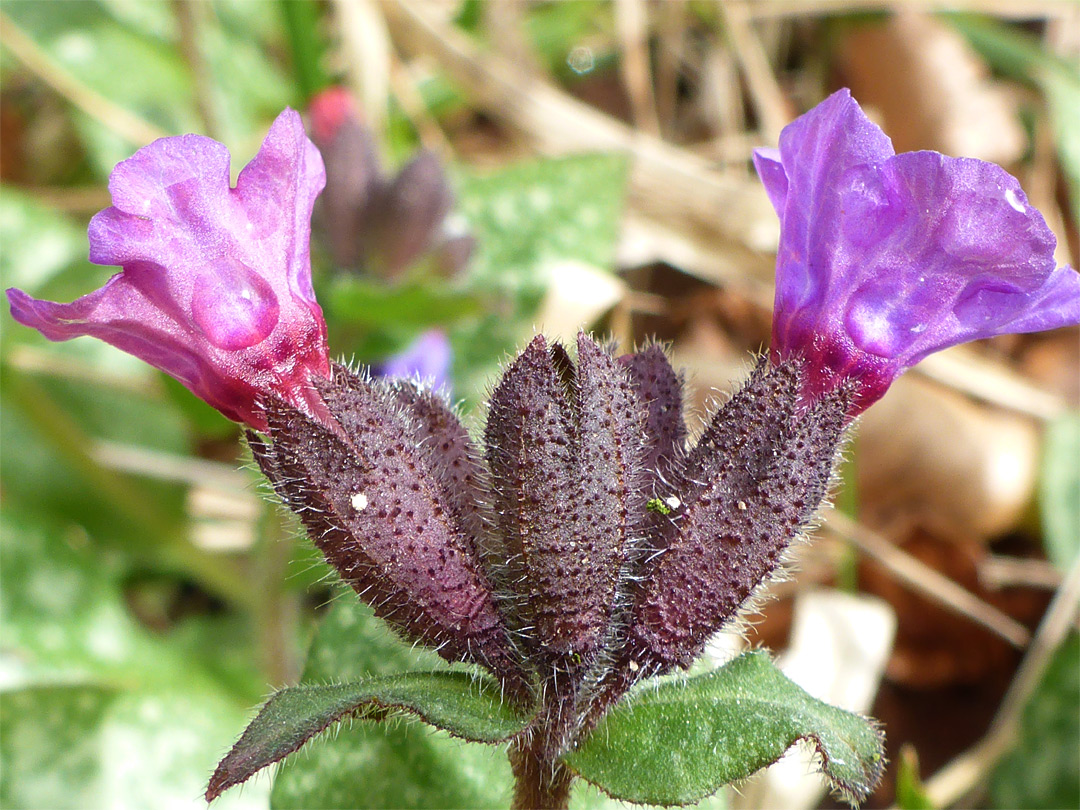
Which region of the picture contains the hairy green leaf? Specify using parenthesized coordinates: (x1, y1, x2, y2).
(270, 597, 516, 809)
(211, 671, 528, 801)
(566, 651, 885, 807)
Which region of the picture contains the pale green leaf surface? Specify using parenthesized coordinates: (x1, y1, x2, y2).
(0, 510, 172, 687)
(455, 154, 626, 287)
(1040, 413, 1080, 572)
(989, 633, 1080, 809)
(0, 188, 88, 294)
(0, 511, 267, 810)
(451, 154, 628, 401)
(1, 686, 268, 810)
(327, 277, 483, 330)
(565, 651, 885, 807)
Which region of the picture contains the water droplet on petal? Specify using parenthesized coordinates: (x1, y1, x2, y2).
(1005, 187, 1026, 213)
(191, 256, 279, 350)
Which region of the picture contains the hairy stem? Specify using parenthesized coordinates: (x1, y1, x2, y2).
(508, 676, 581, 810)
(509, 739, 574, 810)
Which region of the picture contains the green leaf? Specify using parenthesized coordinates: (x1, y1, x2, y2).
(302, 593, 449, 682)
(0, 686, 116, 810)
(895, 745, 934, 810)
(211, 671, 528, 801)
(272, 720, 514, 810)
(523, 1, 614, 80)
(3, 1, 195, 168)
(1, 685, 268, 810)
(278, 0, 331, 102)
(0, 187, 88, 294)
(271, 597, 515, 809)
(0, 509, 267, 810)
(0, 509, 171, 688)
(565, 651, 885, 807)
(1040, 413, 1080, 572)
(456, 154, 627, 287)
(572, 780, 726, 810)
(990, 633, 1080, 810)
(327, 277, 484, 330)
(451, 153, 628, 402)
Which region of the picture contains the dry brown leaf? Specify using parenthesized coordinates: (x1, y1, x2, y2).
(856, 375, 1040, 545)
(838, 11, 1026, 163)
(860, 531, 1046, 688)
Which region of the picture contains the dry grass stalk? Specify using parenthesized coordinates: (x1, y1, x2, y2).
(615, 0, 662, 136)
(382, 0, 778, 258)
(826, 511, 1032, 649)
(332, 0, 392, 134)
(716, 0, 791, 145)
(0, 11, 166, 146)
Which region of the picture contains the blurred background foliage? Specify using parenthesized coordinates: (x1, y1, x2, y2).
(0, 2, 1077, 809)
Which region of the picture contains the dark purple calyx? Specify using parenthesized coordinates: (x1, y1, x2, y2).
(252, 366, 525, 693)
(622, 356, 850, 677)
(620, 343, 686, 483)
(484, 334, 649, 664)
(563, 334, 649, 657)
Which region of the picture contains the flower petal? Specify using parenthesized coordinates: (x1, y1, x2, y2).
(7, 278, 253, 422)
(379, 329, 453, 391)
(8, 109, 331, 430)
(765, 89, 1080, 413)
(751, 148, 787, 216)
(236, 108, 326, 306)
(838, 151, 1076, 366)
(771, 89, 895, 332)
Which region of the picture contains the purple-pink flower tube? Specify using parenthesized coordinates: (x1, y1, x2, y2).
(755, 89, 1080, 416)
(6, 109, 332, 431)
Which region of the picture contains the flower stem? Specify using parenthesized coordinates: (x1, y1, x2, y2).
(509, 739, 574, 810)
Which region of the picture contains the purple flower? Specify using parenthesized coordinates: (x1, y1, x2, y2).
(378, 329, 453, 392)
(7, 109, 333, 431)
(755, 89, 1080, 415)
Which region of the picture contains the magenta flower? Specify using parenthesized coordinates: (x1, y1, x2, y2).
(7, 109, 332, 431)
(755, 89, 1080, 415)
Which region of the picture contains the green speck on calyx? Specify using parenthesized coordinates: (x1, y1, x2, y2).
(646, 498, 672, 515)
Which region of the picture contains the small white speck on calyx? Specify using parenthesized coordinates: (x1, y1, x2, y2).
(737, 500, 747, 511)
(351, 492, 368, 511)
(664, 495, 681, 510)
